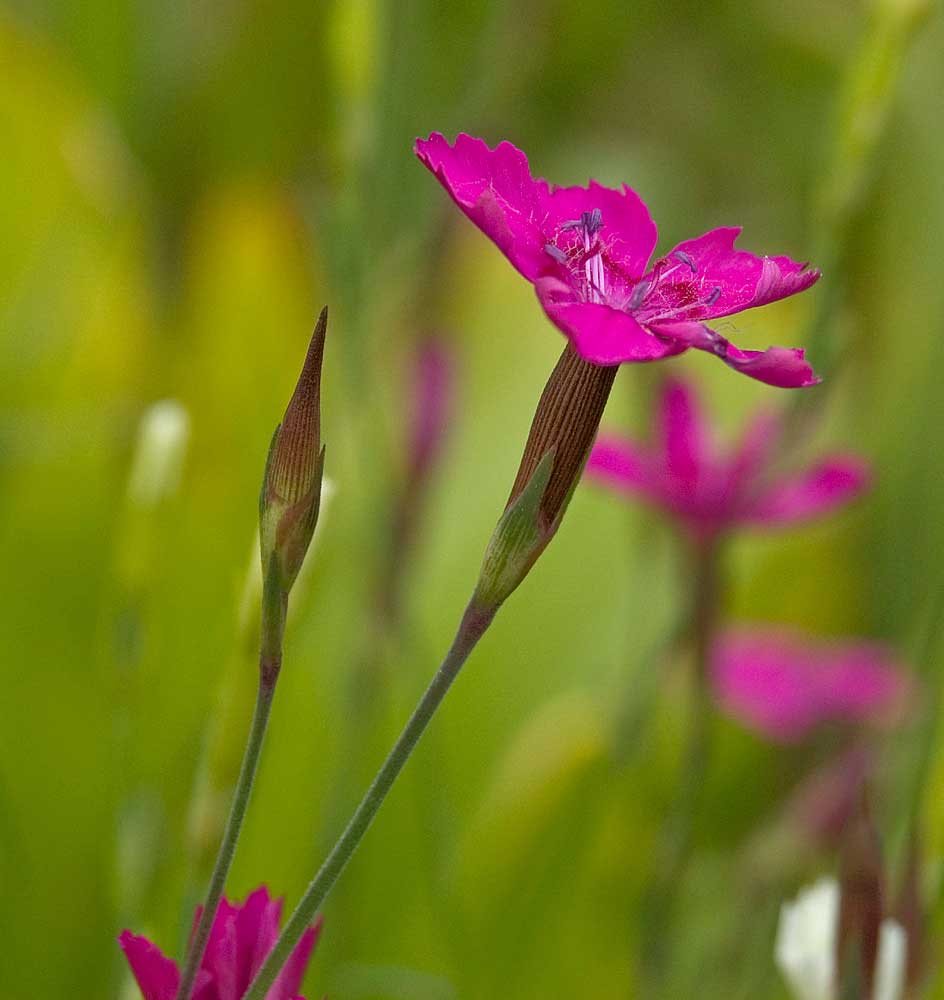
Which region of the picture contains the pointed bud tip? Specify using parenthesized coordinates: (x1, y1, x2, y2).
(268, 309, 328, 505)
(294, 306, 328, 411)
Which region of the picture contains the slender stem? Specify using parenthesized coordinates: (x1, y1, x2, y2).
(666, 539, 717, 854)
(639, 537, 720, 990)
(242, 599, 496, 1000)
(175, 580, 286, 1000)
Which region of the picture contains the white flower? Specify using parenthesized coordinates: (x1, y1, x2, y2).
(873, 919, 907, 1000)
(776, 878, 840, 1000)
(775, 878, 908, 1000)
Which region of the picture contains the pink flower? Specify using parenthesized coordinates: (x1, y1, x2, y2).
(119, 886, 321, 1000)
(586, 377, 869, 542)
(415, 133, 820, 387)
(711, 628, 911, 742)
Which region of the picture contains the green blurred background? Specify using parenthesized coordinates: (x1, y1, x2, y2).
(2, 0, 943, 996)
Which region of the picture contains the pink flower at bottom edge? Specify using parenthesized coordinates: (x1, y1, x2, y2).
(415, 133, 821, 387)
(119, 886, 321, 1000)
(711, 627, 911, 743)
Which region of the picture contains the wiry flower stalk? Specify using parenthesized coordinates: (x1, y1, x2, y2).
(174, 309, 328, 1000)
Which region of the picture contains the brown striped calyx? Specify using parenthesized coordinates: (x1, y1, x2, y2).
(507, 344, 617, 526)
(474, 345, 616, 610)
(260, 308, 328, 593)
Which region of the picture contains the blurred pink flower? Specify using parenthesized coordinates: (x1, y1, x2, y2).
(415, 132, 820, 387)
(586, 377, 869, 541)
(119, 886, 320, 1000)
(711, 628, 911, 742)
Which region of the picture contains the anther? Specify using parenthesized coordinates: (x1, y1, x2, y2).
(705, 286, 721, 306)
(584, 208, 603, 235)
(629, 281, 649, 310)
(673, 250, 697, 273)
(560, 209, 604, 237)
(544, 243, 568, 264)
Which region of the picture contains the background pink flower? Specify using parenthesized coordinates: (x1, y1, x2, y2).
(119, 886, 320, 1000)
(415, 132, 820, 387)
(711, 627, 911, 742)
(586, 377, 869, 541)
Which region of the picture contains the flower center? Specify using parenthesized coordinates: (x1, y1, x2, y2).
(544, 220, 721, 324)
(544, 209, 607, 304)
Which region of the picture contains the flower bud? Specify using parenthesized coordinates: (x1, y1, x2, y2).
(259, 307, 327, 594)
(474, 345, 616, 609)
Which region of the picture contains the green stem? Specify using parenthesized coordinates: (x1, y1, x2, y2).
(640, 537, 720, 990)
(242, 599, 495, 1000)
(175, 580, 286, 1000)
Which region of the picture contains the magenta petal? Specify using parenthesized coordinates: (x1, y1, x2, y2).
(821, 646, 911, 725)
(652, 228, 819, 320)
(712, 631, 824, 741)
(238, 887, 279, 994)
(712, 628, 911, 742)
(586, 434, 657, 499)
(537, 277, 684, 364)
(414, 133, 550, 282)
(658, 378, 710, 493)
(649, 320, 819, 387)
(269, 919, 322, 1000)
(720, 345, 819, 388)
(203, 899, 240, 1000)
(119, 931, 181, 1000)
(749, 255, 821, 309)
(544, 180, 657, 277)
(746, 456, 872, 525)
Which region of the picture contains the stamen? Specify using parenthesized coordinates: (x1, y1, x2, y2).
(673, 250, 697, 273)
(557, 209, 606, 304)
(705, 286, 721, 306)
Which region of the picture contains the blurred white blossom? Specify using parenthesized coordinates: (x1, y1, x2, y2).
(775, 878, 906, 1000)
(776, 878, 839, 1000)
(126, 400, 190, 507)
(873, 920, 907, 1000)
